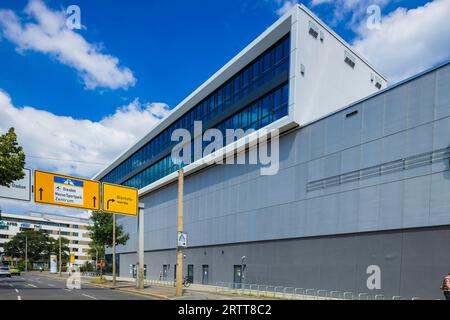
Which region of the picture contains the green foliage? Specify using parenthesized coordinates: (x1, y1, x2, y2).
(87, 211, 129, 275)
(81, 261, 95, 272)
(3, 229, 70, 263)
(0, 128, 25, 187)
(88, 211, 129, 248)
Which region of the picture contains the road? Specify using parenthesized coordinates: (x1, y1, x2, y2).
(0, 273, 156, 300)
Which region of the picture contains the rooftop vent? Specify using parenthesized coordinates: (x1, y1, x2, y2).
(344, 51, 356, 68)
(308, 21, 319, 39)
(375, 77, 382, 89)
(346, 110, 358, 118)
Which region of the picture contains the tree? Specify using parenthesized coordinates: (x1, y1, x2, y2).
(87, 211, 129, 275)
(47, 236, 70, 262)
(3, 230, 69, 264)
(88, 211, 129, 248)
(0, 128, 25, 187)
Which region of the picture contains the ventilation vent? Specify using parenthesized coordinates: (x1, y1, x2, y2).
(345, 110, 358, 118)
(300, 64, 305, 76)
(308, 21, 319, 38)
(344, 51, 356, 68)
(307, 147, 450, 192)
(375, 77, 382, 89)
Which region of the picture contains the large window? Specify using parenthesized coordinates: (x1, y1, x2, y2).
(102, 34, 291, 187)
(122, 83, 288, 189)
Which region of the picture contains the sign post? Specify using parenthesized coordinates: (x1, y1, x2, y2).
(113, 214, 116, 286)
(34, 170, 100, 210)
(136, 203, 145, 289)
(102, 183, 138, 288)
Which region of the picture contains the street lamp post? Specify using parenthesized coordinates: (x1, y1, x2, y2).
(94, 247, 98, 272)
(25, 236, 28, 273)
(58, 225, 62, 277)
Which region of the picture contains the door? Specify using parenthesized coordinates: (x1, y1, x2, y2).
(162, 265, 169, 281)
(187, 264, 194, 283)
(202, 265, 209, 285)
(233, 265, 242, 289)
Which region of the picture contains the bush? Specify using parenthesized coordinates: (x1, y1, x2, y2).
(80, 261, 95, 272)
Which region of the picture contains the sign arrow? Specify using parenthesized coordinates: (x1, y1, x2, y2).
(107, 199, 115, 210)
(38, 188, 43, 201)
(93, 196, 97, 208)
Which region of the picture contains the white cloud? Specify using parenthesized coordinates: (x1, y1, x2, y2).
(275, 0, 299, 16)
(0, 0, 136, 90)
(353, 0, 450, 83)
(0, 89, 171, 218)
(310, 0, 390, 27)
(0, 90, 171, 180)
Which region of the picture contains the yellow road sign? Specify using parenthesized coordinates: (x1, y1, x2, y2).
(70, 253, 75, 264)
(34, 170, 100, 211)
(102, 183, 138, 216)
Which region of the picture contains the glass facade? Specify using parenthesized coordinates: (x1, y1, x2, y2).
(101, 34, 291, 189)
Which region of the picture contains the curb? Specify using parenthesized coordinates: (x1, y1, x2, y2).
(38, 273, 171, 300)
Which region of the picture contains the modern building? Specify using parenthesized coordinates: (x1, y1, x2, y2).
(0, 212, 93, 266)
(94, 4, 450, 299)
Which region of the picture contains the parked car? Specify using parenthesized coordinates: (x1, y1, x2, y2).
(0, 267, 11, 278)
(9, 268, 21, 276)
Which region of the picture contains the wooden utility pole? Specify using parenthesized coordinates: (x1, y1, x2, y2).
(175, 168, 184, 297)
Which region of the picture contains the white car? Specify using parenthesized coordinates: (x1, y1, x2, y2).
(0, 266, 11, 278)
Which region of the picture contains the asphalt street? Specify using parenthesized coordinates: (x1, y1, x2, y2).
(0, 273, 156, 300)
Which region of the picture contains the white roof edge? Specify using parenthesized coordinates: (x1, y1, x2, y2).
(297, 3, 387, 82)
(94, 3, 388, 182)
(298, 60, 450, 128)
(93, 11, 293, 181)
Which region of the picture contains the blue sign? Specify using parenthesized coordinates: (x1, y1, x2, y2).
(54, 176, 84, 187)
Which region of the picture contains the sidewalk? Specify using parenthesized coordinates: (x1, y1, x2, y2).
(36, 272, 264, 300)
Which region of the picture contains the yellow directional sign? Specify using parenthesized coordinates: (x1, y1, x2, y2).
(102, 183, 138, 216)
(34, 170, 101, 211)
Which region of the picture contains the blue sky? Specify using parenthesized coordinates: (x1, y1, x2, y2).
(0, 0, 449, 216)
(0, 0, 434, 121)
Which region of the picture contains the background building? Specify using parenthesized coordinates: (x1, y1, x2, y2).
(0, 212, 93, 266)
(95, 4, 450, 299)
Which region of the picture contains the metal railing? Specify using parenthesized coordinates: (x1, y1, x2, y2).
(97, 275, 428, 300)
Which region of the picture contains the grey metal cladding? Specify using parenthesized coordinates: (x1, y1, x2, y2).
(117, 225, 450, 299)
(115, 64, 450, 254)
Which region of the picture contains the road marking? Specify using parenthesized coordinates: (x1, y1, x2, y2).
(82, 293, 97, 300)
(48, 284, 56, 287)
(27, 283, 37, 288)
(17, 296, 21, 300)
(15, 289, 19, 293)
(64, 289, 72, 292)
